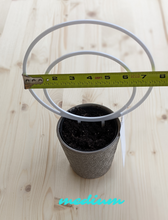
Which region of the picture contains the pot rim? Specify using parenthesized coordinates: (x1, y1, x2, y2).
(56, 103, 121, 154)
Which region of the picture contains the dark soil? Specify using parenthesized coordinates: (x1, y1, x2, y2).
(60, 105, 118, 152)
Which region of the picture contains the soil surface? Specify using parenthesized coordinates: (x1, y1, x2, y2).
(60, 106, 118, 152)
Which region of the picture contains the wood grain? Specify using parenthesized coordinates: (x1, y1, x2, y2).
(0, 0, 168, 219)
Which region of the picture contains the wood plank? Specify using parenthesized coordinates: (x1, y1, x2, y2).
(0, 0, 11, 36)
(1, 0, 168, 219)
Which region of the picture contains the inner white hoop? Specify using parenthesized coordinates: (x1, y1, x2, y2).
(43, 51, 136, 122)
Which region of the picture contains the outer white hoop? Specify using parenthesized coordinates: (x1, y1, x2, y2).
(22, 19, 155, 122)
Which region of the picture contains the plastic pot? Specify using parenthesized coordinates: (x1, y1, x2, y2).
(56, 103, 121, 179)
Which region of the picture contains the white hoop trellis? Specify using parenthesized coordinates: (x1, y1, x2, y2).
(22, 19, 155, 123)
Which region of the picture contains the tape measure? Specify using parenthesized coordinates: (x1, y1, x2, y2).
(22, 71, 168, 89)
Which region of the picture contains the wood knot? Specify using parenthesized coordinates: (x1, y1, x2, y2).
(11, 110, 15, 114)
(113, 103, 118, 107)
(82, 98, 87, 104)
(54, 197, 74, 210)
(58, 101, 62, 108)
(122, 35, 129, 41)
(17, 62, 22, 68)
(44, 58, 48, 63)
(25, 185, 31, 192)
(91, 44, 96, 48)
(123, 52, 129, 57)
(129, 151, 135, 155)
(87, 11, 97, 17)
(21, 103, 29, 111)
(102, 42, 107, 47)
(152, 151, 156, 155)
(139, 50, 143, 55)
(162, 114, 167, 120)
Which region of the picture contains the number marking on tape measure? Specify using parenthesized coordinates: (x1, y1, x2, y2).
(22, 71, 168, 89)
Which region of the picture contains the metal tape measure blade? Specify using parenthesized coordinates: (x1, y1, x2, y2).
(22, 71, 168, 89)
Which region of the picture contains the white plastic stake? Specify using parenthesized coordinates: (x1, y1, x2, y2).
(120, 116, 126, 167)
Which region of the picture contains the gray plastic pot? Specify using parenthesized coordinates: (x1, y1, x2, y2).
(56, 103, 121, 179)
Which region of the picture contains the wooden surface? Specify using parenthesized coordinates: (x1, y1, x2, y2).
(0, 0, 168, 219)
